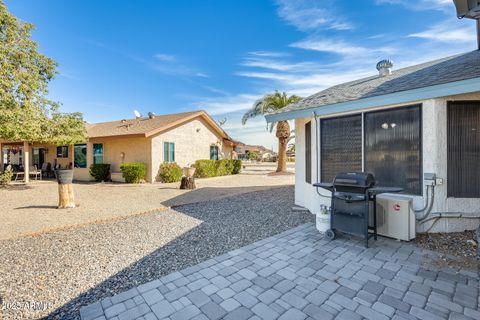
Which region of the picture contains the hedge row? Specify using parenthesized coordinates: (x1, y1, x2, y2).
(120, 162, 147, 183)
(194, 159, 242, 178)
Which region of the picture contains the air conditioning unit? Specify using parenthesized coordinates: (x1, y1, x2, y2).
(372, 194, 416, 241)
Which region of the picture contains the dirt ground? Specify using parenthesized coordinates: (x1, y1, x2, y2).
(0, 163, 294, 240)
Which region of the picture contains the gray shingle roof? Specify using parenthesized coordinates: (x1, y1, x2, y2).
(277, 50, 480, 115)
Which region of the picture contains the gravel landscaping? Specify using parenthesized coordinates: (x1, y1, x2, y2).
(0, 168, 293, 240)
(0, 186, 312, 320)
(415, 230, 479, 269)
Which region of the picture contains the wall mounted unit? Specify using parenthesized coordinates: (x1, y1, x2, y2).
(373, 194, 416, 241)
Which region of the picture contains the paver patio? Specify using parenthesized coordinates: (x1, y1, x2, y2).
(80, 223, 480, 320)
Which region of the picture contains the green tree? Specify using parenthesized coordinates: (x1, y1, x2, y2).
(0, 1, 86, 145)
(247, 151, 259, 161)
(242, 91, 301, 172)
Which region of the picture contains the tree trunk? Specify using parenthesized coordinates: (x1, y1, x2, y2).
(58, 183, 75, 208)
(180, 176, 196, 189)
(276, 120, 290, 173)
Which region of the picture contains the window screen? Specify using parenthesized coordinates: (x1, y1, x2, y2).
(93, 144, 104, 164)
(305, 121, 312, 184)
(164, 142, 175, 162)
(74, 144, 87, 168)
(364, 105, 422, 195)
(210, 145, 219, 160)
(321, 114, 362, 183)
(447, 101, 480, 198)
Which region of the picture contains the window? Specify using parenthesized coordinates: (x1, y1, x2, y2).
(447, 101, 480, 198)
(321, 114, 362, 183)
(210, 145, 219, 160)
(93, 144, 104, 164)
(164, 142, 175, 162)
(364, 105, 422, 195)
(305, 121, 312, 184)
(57, 146, 68, 158)
(74, 144, 87, 168)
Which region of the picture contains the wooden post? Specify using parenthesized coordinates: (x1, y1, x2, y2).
(56, 169, 75, 208)
(0, 142, 3, 171)
(23, 141, 29, 183)
(180, 176, 196, 189)
(58, 183, 75, 208)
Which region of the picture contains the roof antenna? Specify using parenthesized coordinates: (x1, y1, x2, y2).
(134, 110, 142, 119)
(453, 0, 480, 50)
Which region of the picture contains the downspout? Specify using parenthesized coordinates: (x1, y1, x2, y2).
(313, 112, 331, 199)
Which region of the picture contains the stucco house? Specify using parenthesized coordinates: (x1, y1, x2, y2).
(265, 50, 480, 233)
(1, 110, 236, 183)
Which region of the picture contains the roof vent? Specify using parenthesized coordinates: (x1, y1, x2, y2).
(148, 112, 156, 119)
(376, 60, 393, 77)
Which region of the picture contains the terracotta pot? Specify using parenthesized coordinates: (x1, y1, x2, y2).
(183, 167, 196, 178)
(56, 169, 73, 184)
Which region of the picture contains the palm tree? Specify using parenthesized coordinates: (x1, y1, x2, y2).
(242, 91, 301, 173)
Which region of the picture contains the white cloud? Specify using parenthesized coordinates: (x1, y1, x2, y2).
(408, 21, 477, 43)
(375, 0, 452, 11)
(154, 53, 176, 62)
(247, 51, 290, 58)
(290, 38, 396, 56)
(195, 94, 259, 115)
(275, 0, 354, 31)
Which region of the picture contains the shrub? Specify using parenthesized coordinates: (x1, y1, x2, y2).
(194, 159, 242, 178)
(232, 159, 242, 174)
(120, 162, 146, 183)
(247, 151, 259, 161)
(89, 164, 111, 182)
(157, 162, 183, 183)
(0, 170, 13, 185)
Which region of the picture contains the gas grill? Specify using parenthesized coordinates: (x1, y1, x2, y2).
(314, 172, 402, 248)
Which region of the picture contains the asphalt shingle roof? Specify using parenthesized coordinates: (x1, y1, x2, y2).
(87, 110, 231, 140)
(277, 50, 480, 115)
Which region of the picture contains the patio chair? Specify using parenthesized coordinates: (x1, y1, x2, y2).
(14, 169, 24, 181)
(40, 163, 49, 178)
(30, 165, 42, 180)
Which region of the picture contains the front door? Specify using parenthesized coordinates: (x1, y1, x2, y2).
(32, 148, 46, 168)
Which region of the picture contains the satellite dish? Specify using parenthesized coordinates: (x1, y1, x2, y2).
(453, 0, 480, 18)
(134, 110, 142, 118)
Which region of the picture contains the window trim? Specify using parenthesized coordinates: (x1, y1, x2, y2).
(74, 144, 87, 168)
(210, 145, 219, 160)
(319, 104, 423, 195)
(93, 143, 104, 165)
(164, 142, 175, 162)
(305, 121, 312, 184)
(363, 104, 423, 196)
(447, 100, 480, 198)
(56, 146, 69, 158)
(320, 113, 363, 183)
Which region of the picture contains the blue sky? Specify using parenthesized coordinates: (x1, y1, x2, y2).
(5, 0, 478, 148)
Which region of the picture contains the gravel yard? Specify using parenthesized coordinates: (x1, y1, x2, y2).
(0, 186, 313, 320)
(0, 167, 293, 240)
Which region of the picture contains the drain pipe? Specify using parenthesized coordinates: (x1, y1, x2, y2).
(313, 112, 331, 199)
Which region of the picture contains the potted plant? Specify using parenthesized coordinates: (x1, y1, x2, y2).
(316, 205, 331, 233)
(183, 164, 196, 178)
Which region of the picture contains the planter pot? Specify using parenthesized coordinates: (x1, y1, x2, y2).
(316, 213, 331, 233)
(183, 167, 196, 178)
(55, 169, 73, 184)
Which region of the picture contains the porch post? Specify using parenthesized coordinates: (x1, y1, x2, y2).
(23, 141, 30, 183)
(0, 142, 3, 171)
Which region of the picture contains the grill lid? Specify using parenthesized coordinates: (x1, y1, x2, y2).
(333, 172, 375, 188)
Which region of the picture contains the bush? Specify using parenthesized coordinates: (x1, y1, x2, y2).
(89, 164, 111, 182)
(0, 170, 13, 185)
(157, 162, 183, 183)
(194, 159, 242, 178)
(120, 162, 146, 183)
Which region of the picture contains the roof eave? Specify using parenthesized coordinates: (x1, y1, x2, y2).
(265, 77, 480, 122)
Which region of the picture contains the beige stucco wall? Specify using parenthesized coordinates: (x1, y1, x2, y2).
(294, 92, 480, 233)
(150, 117, 233, 182)
(73, 136, 152, 182)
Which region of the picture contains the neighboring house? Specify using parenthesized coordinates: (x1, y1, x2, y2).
(265, 50, 480, 233)
(234, 142, 276, 160)
(0, 110, 236, 183)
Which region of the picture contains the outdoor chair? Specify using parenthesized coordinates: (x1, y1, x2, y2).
(30, 165, 42, 180)
(41, 163, 50, 178)
(14, 169, 25, 181)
